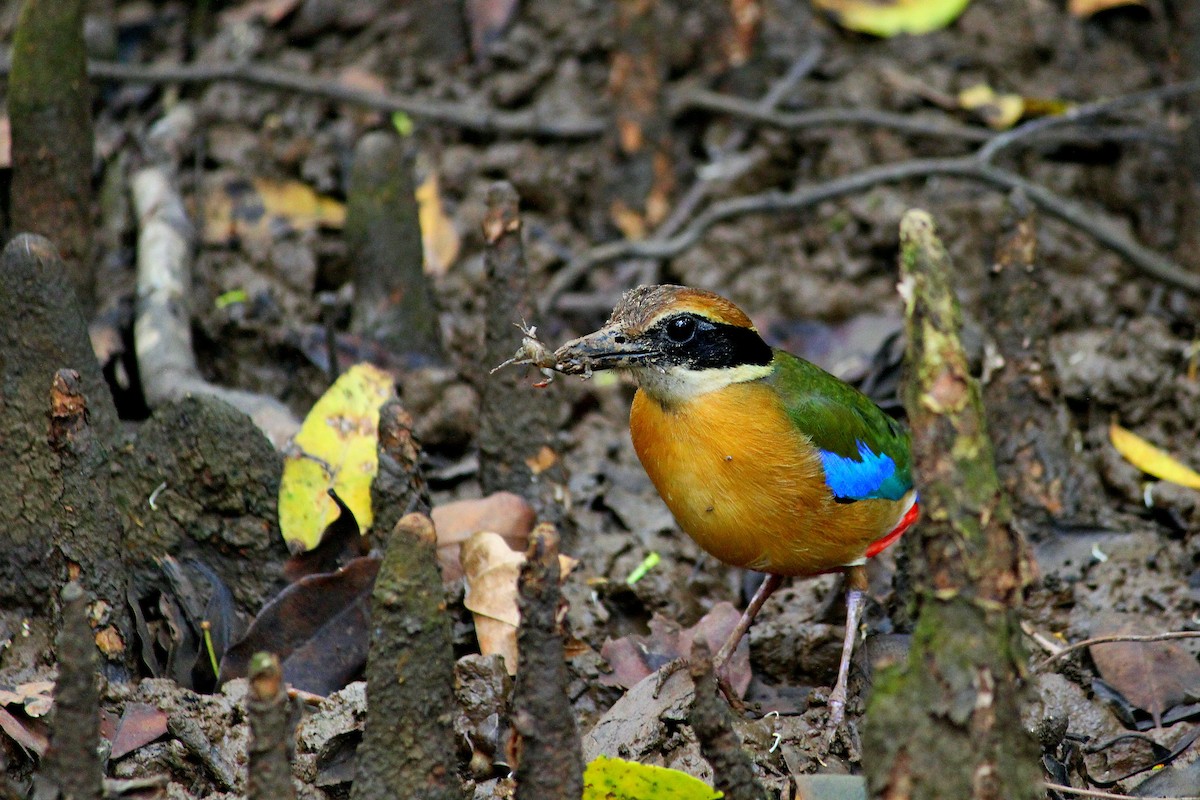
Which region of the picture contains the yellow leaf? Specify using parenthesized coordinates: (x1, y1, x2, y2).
(254, 177, 346, 229)
(957, 84, 1025, 130)
(201, 174, 345, 247)
(1069, 0, 1145, 18)
(416, 171, 460, 276)
(279, 364, 395, 550)
(583, 756, 722, 800)
(1109, 423, 1200, 490)
(811, 0, 972, 37)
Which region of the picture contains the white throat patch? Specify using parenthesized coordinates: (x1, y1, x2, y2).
(634, 361, 774, 405)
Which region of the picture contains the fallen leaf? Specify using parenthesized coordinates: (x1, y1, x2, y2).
(0, 681, 55, 718)
(219, 557, 380, 695)
(461, 532, 577, 675)
(431, 492, 535, 583)
(599, 602, 752, 698)
(283, 491, 370, 582)
(1089, 617, 1200, 728)
(957, 83, 1025, 130)
(110, 703, 169, 760)
(525, 445, 558, 475)
(95, 626, 125, 657)
(279, 364, 396, 551)
(1068, 0, 1145, 18)
(1110, 423, 1200, 490)
(811, 0, 972, 37)
(416, 169, 461, 276)
(583, 755, 720, 800)
(202, 174, 345, 248)
(0, 707, 47, 758)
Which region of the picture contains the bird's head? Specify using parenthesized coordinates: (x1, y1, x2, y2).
(554, 285, 774, 405)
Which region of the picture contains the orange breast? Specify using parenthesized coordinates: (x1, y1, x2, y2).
(629, 382, 906, 576)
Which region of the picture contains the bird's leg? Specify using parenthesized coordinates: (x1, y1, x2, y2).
(713, 572, 783, 669)
(653, 572, 784, 703)
(826, 564, 868, 730)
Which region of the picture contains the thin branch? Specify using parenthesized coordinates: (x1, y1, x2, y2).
(1035, 631, 1200, 672)
(1045, 781, 1200, 800)
(544, 46, 823, 307)
(979, 79, 1200, 162)
(680, 87, 993, 143)
(553, 147, 1200, 305)
(76, 59, 608, 139)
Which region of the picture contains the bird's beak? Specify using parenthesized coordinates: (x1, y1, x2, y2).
(554, 326, 651, 376)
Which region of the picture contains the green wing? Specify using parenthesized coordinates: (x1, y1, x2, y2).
(764, 350, 912, 502)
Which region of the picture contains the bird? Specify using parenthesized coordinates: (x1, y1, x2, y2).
(553, 284, 918, 727)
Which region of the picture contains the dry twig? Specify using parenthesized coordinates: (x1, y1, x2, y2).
(1034, 631, 1200, 672)
(553, 81, 1200, 304)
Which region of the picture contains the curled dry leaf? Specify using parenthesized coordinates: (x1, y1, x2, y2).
(461, 531, 578, 676)
(416, 169, 461, 277)
(0, 681, 55, 718)
(431, 492, 535, 583)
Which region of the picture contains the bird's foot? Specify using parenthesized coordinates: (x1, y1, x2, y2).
(652, 657, 688, 698)
(819, 683, 861, 758)
(653, 657, 747, 713)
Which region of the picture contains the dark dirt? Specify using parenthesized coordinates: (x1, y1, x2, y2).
(2, 0, 1200, 797)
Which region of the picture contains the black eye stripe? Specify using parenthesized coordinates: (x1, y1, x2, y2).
(651, 315, 772, 369)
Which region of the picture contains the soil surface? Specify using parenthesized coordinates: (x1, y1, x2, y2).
(2, 0, 1199, 797)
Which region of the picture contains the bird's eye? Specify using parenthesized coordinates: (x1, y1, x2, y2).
(665, 316, 697, 344)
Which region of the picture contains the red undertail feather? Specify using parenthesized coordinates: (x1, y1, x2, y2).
(864, 499, 920, 559)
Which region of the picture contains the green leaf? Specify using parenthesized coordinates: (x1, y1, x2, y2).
(812, 0, 972, 37)
(583, 756, 722, 800)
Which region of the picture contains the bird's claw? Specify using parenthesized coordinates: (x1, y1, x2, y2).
(653, 657, 747, 714)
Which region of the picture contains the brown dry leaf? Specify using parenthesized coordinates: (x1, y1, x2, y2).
(461, 531, 577, 675)
(219, 557, 380, 695)
(0, 707, 47, 758)
(610, 200, 648, 241)
(1089, 618, 1200, 727)
(110, 702, 169, 760)
(1068, 0, 1145, 17)
(431, 492, 535, 583)
(95, 626, 125, 656)
(0, 681, 55, 718)
(599, 602, 752, 698)
(525, 445, 559, 475)
(416, 170, 461, 277)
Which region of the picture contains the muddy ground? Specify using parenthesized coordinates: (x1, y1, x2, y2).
(1, 0, 1199, 797)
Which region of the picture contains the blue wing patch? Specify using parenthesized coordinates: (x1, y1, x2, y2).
(818, 441, 900, 501)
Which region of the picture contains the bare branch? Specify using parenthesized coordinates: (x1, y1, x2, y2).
(1034, 630, 1200, 672)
